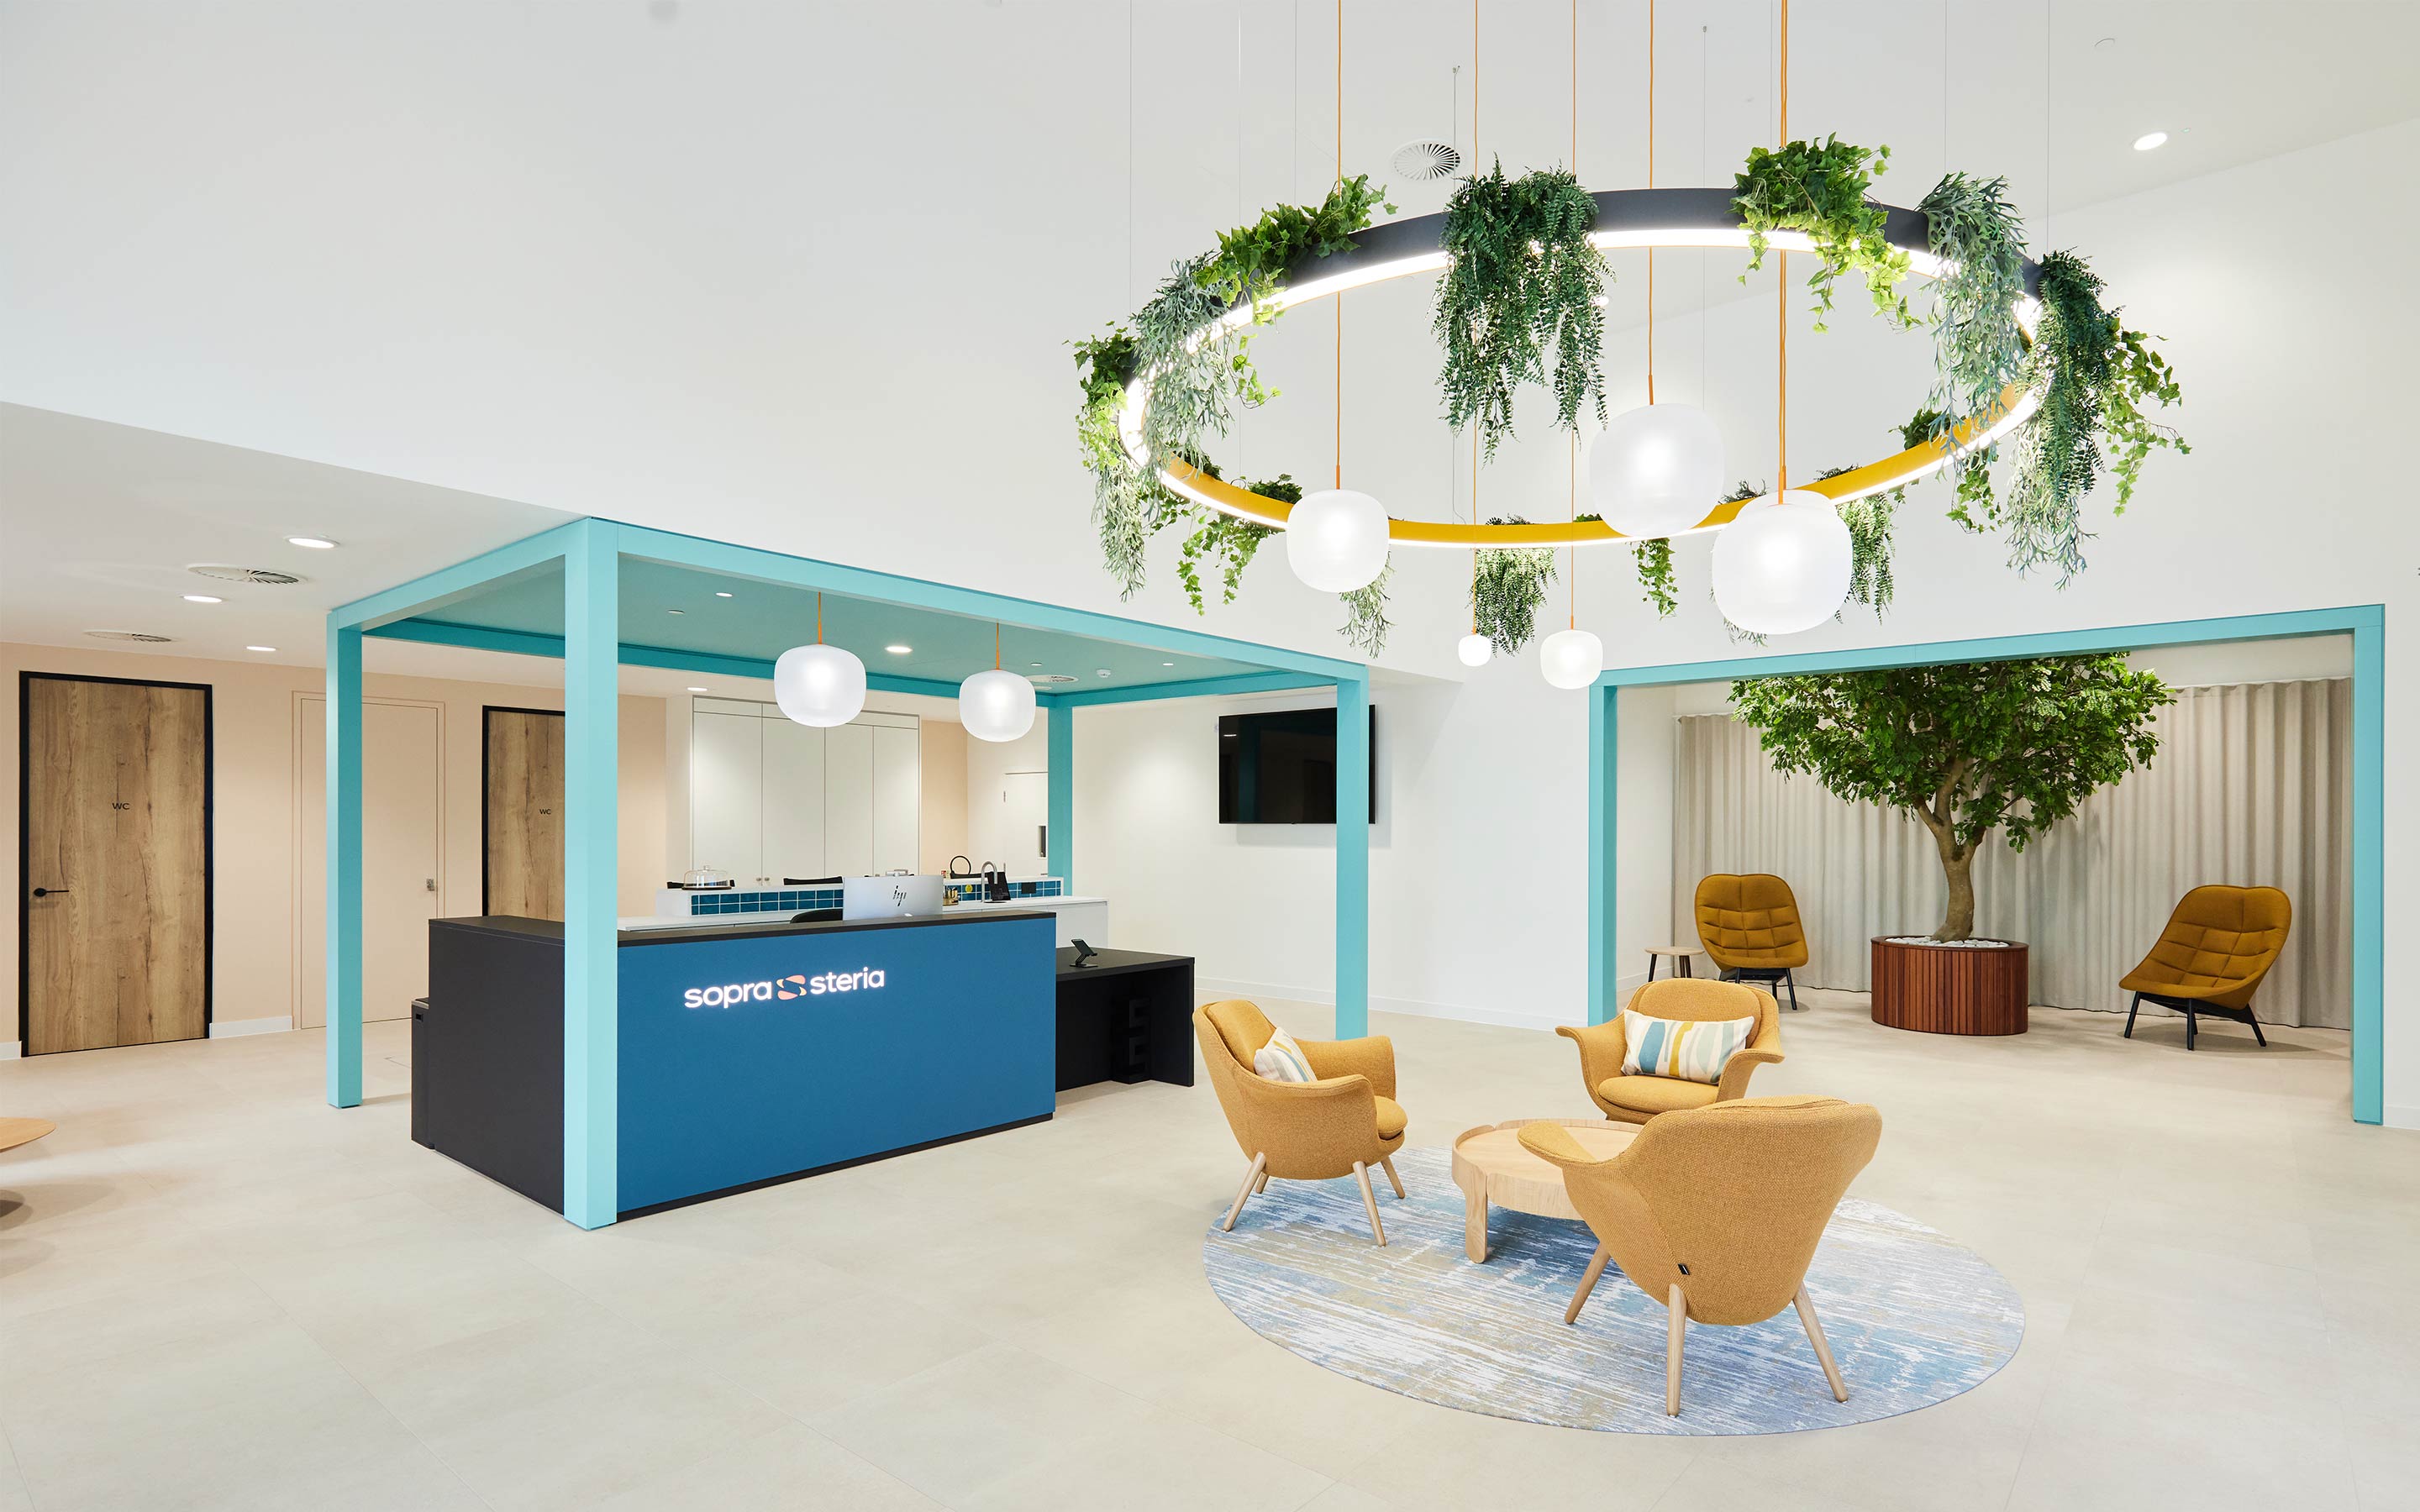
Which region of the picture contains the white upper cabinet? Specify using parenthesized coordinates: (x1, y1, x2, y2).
(691, 702, 917, 883)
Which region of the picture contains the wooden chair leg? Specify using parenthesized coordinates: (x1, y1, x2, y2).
(1565, 1244, 1612, 1325)
(1380, 1154, 1405, 1199)
(1665, 1284, 1686, 1416)
(1794, 1285, 1849, 1402)
(1223, 1152, 1266, 1232)
(2124, 992, 2141, 1038)
(1353, 1161, 1386, 1247)
(1255, 1171, 1269, 1194)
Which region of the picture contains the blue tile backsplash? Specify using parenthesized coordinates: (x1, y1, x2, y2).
(681, 878, 1064, 916)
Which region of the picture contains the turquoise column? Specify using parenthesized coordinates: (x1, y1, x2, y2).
(1586, 682, 1618, 1025)
(2352, 614, 2384, 1125)
(1045, 700, 1075, 885)
(324, 622, 364, 1107)
(1334, 677, 1370, 1037)
(562, 521, 622, 1226)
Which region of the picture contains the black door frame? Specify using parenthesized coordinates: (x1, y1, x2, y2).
(479, 705, 564, 916)
(18, 670, 216, 1053)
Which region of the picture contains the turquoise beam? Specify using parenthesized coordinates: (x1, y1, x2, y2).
(324, 622, 364, 1108)
(1050, 670, 1336, 706)
(1590, 604, 2387, 1123)
(1586, 684, 1618, 1026)
(368, 618, 963, 700)
(614, 522, 1364, 681)
(562, 522, 623, 1227)
(1045, 701, 1075, 885)
(329, 522, 585, 631)
(2353, 615, 2383, 1125)
(1333, 676, 1370, 1038)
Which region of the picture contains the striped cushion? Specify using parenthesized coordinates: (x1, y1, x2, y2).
(1253, 1027, 1317, 1083)
(1619, 1009, 1755, 1085)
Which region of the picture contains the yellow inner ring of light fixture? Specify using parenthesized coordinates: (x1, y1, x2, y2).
(1130, 228, 2038, 548)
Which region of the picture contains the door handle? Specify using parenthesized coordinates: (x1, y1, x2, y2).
(31, 886, 68, 897)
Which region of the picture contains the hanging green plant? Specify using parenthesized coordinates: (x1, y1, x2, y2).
(1204, 174, 1394, 318)
(1468, 517, 1559, 652)
(1917, 173, 2028, 474)
(1074, 325, 1148, 596)
(1996, 249, 2187, 579)
(1433, 162, 1611, 458)
(1814, 464, 1904, 617)
(1734, 136, 1911, 330)
(1339, 564, 1393, 658)
(1132, 254, 1263, 477)
(1632, 534, 1677, 617)
(1176, 474, 1291, 612)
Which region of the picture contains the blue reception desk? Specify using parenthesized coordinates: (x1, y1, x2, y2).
(413, 909, 1057, 1218)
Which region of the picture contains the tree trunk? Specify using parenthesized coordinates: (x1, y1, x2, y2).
(1934, 849, 1976, 942)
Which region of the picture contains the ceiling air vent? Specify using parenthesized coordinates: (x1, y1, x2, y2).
(1027, 674, 1080, 685)
(86, 630, 175, 643)
(1390, 139, 1462, 181)
(189, 564, 304, 585)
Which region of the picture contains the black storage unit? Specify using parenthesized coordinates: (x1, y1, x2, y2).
(413, 917, 566, 1209)
(1054, 947, 1195, 1090)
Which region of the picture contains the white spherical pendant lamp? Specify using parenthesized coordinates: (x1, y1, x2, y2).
(774, 643, 867, 727)
(960, 668, 1038, 743)
(1539, 627, 1605, 690)
(1712, 490, 1854, 635)
(1455, 632, 1494, 668)
(1589, 402, 1725, 538)
(1285, 488, 1391, 593)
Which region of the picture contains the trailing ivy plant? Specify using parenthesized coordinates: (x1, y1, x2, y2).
(1996, 249, 2188, 579)
(1815, 464, 1904, 618)
(1917, 172, 2028, 485)
(1734, 136, 1911, 330)
(1433, 162, 1611, 458)
(1176, 474, 1291, 612)
(1468, 517, 1559, 653)
(1339, 564, 1393, 658)
(1633, 535, 1677, 617)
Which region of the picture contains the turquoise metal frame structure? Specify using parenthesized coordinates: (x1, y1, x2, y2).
(1586, 606, 2387, 1125)
(324, 518, 1371, 1227)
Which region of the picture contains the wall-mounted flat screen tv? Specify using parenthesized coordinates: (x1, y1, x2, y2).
(1218, 707, 1376, 824)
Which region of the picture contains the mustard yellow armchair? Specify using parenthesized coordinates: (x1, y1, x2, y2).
(1195, 1000, 1407, 1245)
(1521, 1095, 1881, 1416)
(2121, 885, 2292, 1050)
(1695, 872, 1809, 1011)
(1556, 978, 1783, 1125)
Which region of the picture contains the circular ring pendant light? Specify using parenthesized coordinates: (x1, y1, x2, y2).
(775, 593, 869, 727)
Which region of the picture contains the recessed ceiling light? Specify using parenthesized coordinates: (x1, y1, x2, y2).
(713, 591, 734, 598)
(1162, 661, 1176, 666)
(246, 645, 277, 654)
(885, 644, 913, 654)
(183, 594, 223, 604)
(1028, 661, 1042, 668)
(286, 535, 339, 549)
(686, 686, 708, 693)
(667, 608, 685, 615)
(2133, 130, 2168, 152)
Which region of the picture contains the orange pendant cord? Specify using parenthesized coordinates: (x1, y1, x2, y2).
(1776, 0, 1790, 496)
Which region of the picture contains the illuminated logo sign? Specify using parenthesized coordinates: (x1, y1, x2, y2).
(683, 967, 886, 1010)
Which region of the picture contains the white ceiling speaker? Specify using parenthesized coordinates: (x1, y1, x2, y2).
(1539, 627, 1605, 690)
(961, 668, 1039, 743)
(84, 629, 174, 643)
(188, 564, 303, 585)
(1285, 489, 1391, 593)
(773, 643, 867, 727)
(1390, 139, 1463, 181)
(1712, 491, 1854, 635)
(1589, 403, 1725, 538)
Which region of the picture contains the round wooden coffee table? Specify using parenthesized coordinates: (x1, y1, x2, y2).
(1450, 1118, 1638, 1263)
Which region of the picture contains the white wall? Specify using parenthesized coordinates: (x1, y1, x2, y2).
(965, 722, 1050, 876)
(4, 8, 2415, 1119)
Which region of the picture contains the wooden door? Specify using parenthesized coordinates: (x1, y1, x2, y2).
(484, 707, 563, 918)
(301, 697, 442, 1026)
(22, 674, 210, 1053)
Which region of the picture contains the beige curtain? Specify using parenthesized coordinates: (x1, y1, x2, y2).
(1672, 679, 2351, 1028)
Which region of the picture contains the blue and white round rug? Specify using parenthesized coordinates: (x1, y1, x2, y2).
(1203, 1145, 2024, 1435)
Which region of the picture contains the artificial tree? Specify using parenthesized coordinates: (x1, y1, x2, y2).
(1728, 654, 2172, 941)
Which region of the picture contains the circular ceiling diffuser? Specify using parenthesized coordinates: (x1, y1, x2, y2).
(1390, 139, 1462, 181)
(1026, 674, 1080, 685)
(86, 630, 174, 643)
(189, 564, 303, 585)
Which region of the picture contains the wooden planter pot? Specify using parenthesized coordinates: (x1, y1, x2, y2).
(1870, 936, 2030, 1036)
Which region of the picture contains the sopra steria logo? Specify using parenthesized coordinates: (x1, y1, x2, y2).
(684, 967, 886, 1009)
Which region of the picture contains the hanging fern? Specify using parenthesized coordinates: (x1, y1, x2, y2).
(1632, 535, 1677, 617)
(1339, 564, 1393, 657)
(1204, 174, 1394, 320)
(1176, 474, 1290, 612)
(1433, 162, 1611, 458)
(1132, 253, 1263, 480)
(1815, 464, 1903, 618)
(1999, 249, 2187, 580)
(1918, 173, 2028, 486)
(1734, 136, 1912, 331)
(1468, 517, 1559, 652)
(1073, 326, 1148, 596)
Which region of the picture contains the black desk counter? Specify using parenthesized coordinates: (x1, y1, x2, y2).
(1054, 946, 1195, 1089)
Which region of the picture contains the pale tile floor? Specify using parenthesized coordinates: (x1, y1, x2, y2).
(1, 991, 2413, 1511)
